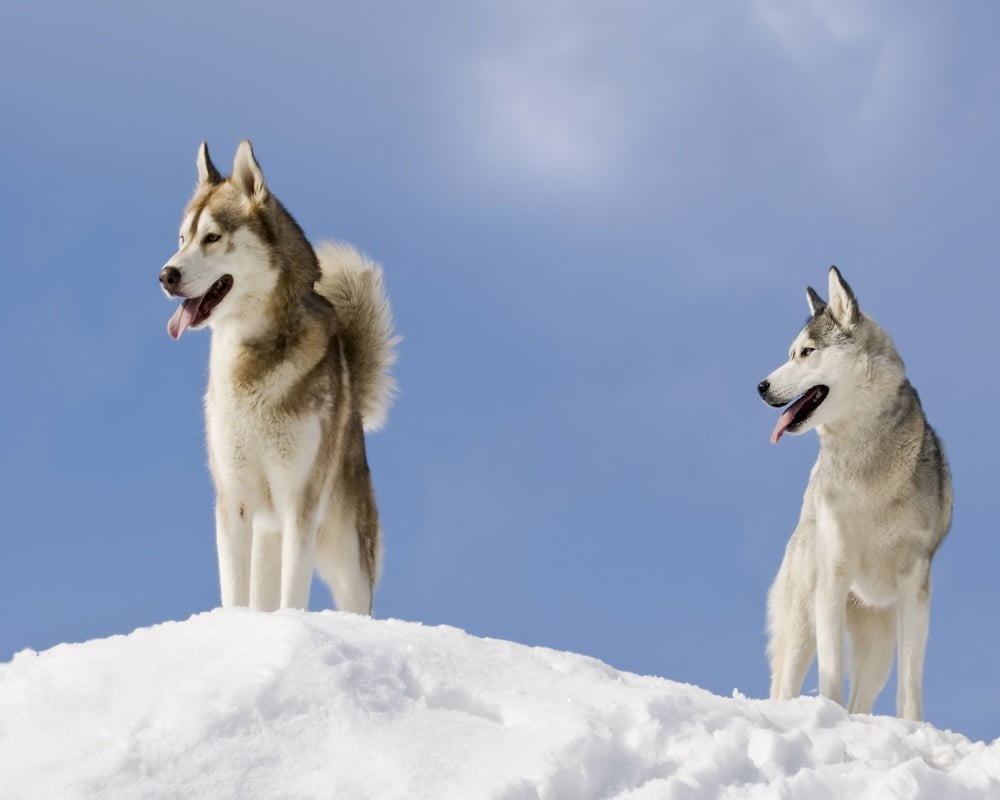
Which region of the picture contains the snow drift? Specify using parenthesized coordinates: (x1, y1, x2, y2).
(1, 610, 997, 799)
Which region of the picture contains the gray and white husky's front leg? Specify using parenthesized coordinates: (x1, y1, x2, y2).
(814, 578, 848, 705)
(896, 559, 932, 721)
(814, 503, 848, 706)
(215, 498, 252, 607)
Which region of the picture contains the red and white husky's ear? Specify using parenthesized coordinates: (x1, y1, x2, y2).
(827, 265, 860, 329)
(231, 139, 268, 203)
(196, 141, 223, 185)
(805, 286, 827, 317)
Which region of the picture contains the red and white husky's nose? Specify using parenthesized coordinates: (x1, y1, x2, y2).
(159, 266, 182, 294)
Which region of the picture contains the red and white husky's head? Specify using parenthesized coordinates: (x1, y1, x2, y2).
(160, 140, 289, 341)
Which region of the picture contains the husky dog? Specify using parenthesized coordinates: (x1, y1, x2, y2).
(159, 140, 397, 615)
(757, 266, 951, 721)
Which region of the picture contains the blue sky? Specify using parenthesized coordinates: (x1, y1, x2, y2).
(2, 2, 997, 741)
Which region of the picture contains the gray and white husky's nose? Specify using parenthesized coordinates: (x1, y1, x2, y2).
(757, 379, 770, 399)
(159, 266, 181, 293)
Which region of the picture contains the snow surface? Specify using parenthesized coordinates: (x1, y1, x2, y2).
(1, 611, 997, 800)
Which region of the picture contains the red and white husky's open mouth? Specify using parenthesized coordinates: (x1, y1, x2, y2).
(167, 275, 233, 340)
(770, 385, 829, 444)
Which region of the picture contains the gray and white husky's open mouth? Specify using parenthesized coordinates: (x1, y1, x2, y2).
(770, 385, 829, 444)
(167, 275, 233, 340)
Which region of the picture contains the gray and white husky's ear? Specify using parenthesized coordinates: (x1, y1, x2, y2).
(231, 139, 268, 203)
(805, 286, 827, 317)
(827, 265, 860, 329)
(196, 141, 223, 185)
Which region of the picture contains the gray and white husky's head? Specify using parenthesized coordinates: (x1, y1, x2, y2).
(160, 141, 284, 340)
(758, 266, 904, 443)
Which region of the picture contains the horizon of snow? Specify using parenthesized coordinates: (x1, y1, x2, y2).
(1, 610, 997, 799)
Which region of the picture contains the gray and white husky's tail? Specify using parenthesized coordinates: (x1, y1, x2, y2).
(314, 242, 398, 432)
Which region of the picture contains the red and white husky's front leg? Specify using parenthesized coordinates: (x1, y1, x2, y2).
(215, 497, 252, 608)
(279, 512, 318, 610)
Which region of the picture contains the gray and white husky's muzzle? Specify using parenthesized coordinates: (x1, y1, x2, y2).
(757, 377, 788, 408)
(757, 365, 829, 444)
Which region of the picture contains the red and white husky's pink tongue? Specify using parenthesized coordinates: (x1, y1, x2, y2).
(166, 296, 204, 340)
(770, 391, 815, 445)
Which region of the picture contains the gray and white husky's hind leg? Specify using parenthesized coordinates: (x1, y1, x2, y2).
(845, 598, 895, 714)
(316, 467, 382, 616)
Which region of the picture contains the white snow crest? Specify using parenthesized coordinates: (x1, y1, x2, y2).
(0, 610, 997, 799)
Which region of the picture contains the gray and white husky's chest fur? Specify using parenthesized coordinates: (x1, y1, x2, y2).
(758, 267, 951, 721)
(160, 140, 396, 615)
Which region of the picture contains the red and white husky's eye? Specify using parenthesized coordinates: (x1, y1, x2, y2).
(202, 232, 221, 245)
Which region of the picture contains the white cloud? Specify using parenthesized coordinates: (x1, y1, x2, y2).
(751, 0, 877, 57)
(454, 24, 623, 190)
(750, 1, 939, 179)
(422, 2, 955, 222)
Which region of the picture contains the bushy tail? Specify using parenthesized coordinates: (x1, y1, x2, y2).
(314, 242, 398, 431)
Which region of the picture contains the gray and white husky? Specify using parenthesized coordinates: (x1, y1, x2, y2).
(758, 266, 951, 721)
(160, 140, 397, 615)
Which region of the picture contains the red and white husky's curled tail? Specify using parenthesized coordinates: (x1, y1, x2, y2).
(314, 242, 399, 432)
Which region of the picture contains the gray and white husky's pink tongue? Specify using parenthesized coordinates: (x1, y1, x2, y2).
(166, 296, 204, 340)
(770, 391, 815, 444)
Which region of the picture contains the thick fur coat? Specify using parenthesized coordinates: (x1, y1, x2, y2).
(160, 141, 397, 614)
(758, 267, 951, 721)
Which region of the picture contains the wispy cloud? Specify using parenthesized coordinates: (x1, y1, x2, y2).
(463, 29, 622, 184)
(428, 3, 949, 212)
(750, 1, 941, 182)
(751, 0, 878, 56)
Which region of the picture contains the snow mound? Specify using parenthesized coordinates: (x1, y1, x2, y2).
(1, 611, 997, 799)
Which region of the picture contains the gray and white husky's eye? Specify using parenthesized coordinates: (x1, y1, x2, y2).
(202, 232, 222, 245)
(800, 347, 815, 357)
